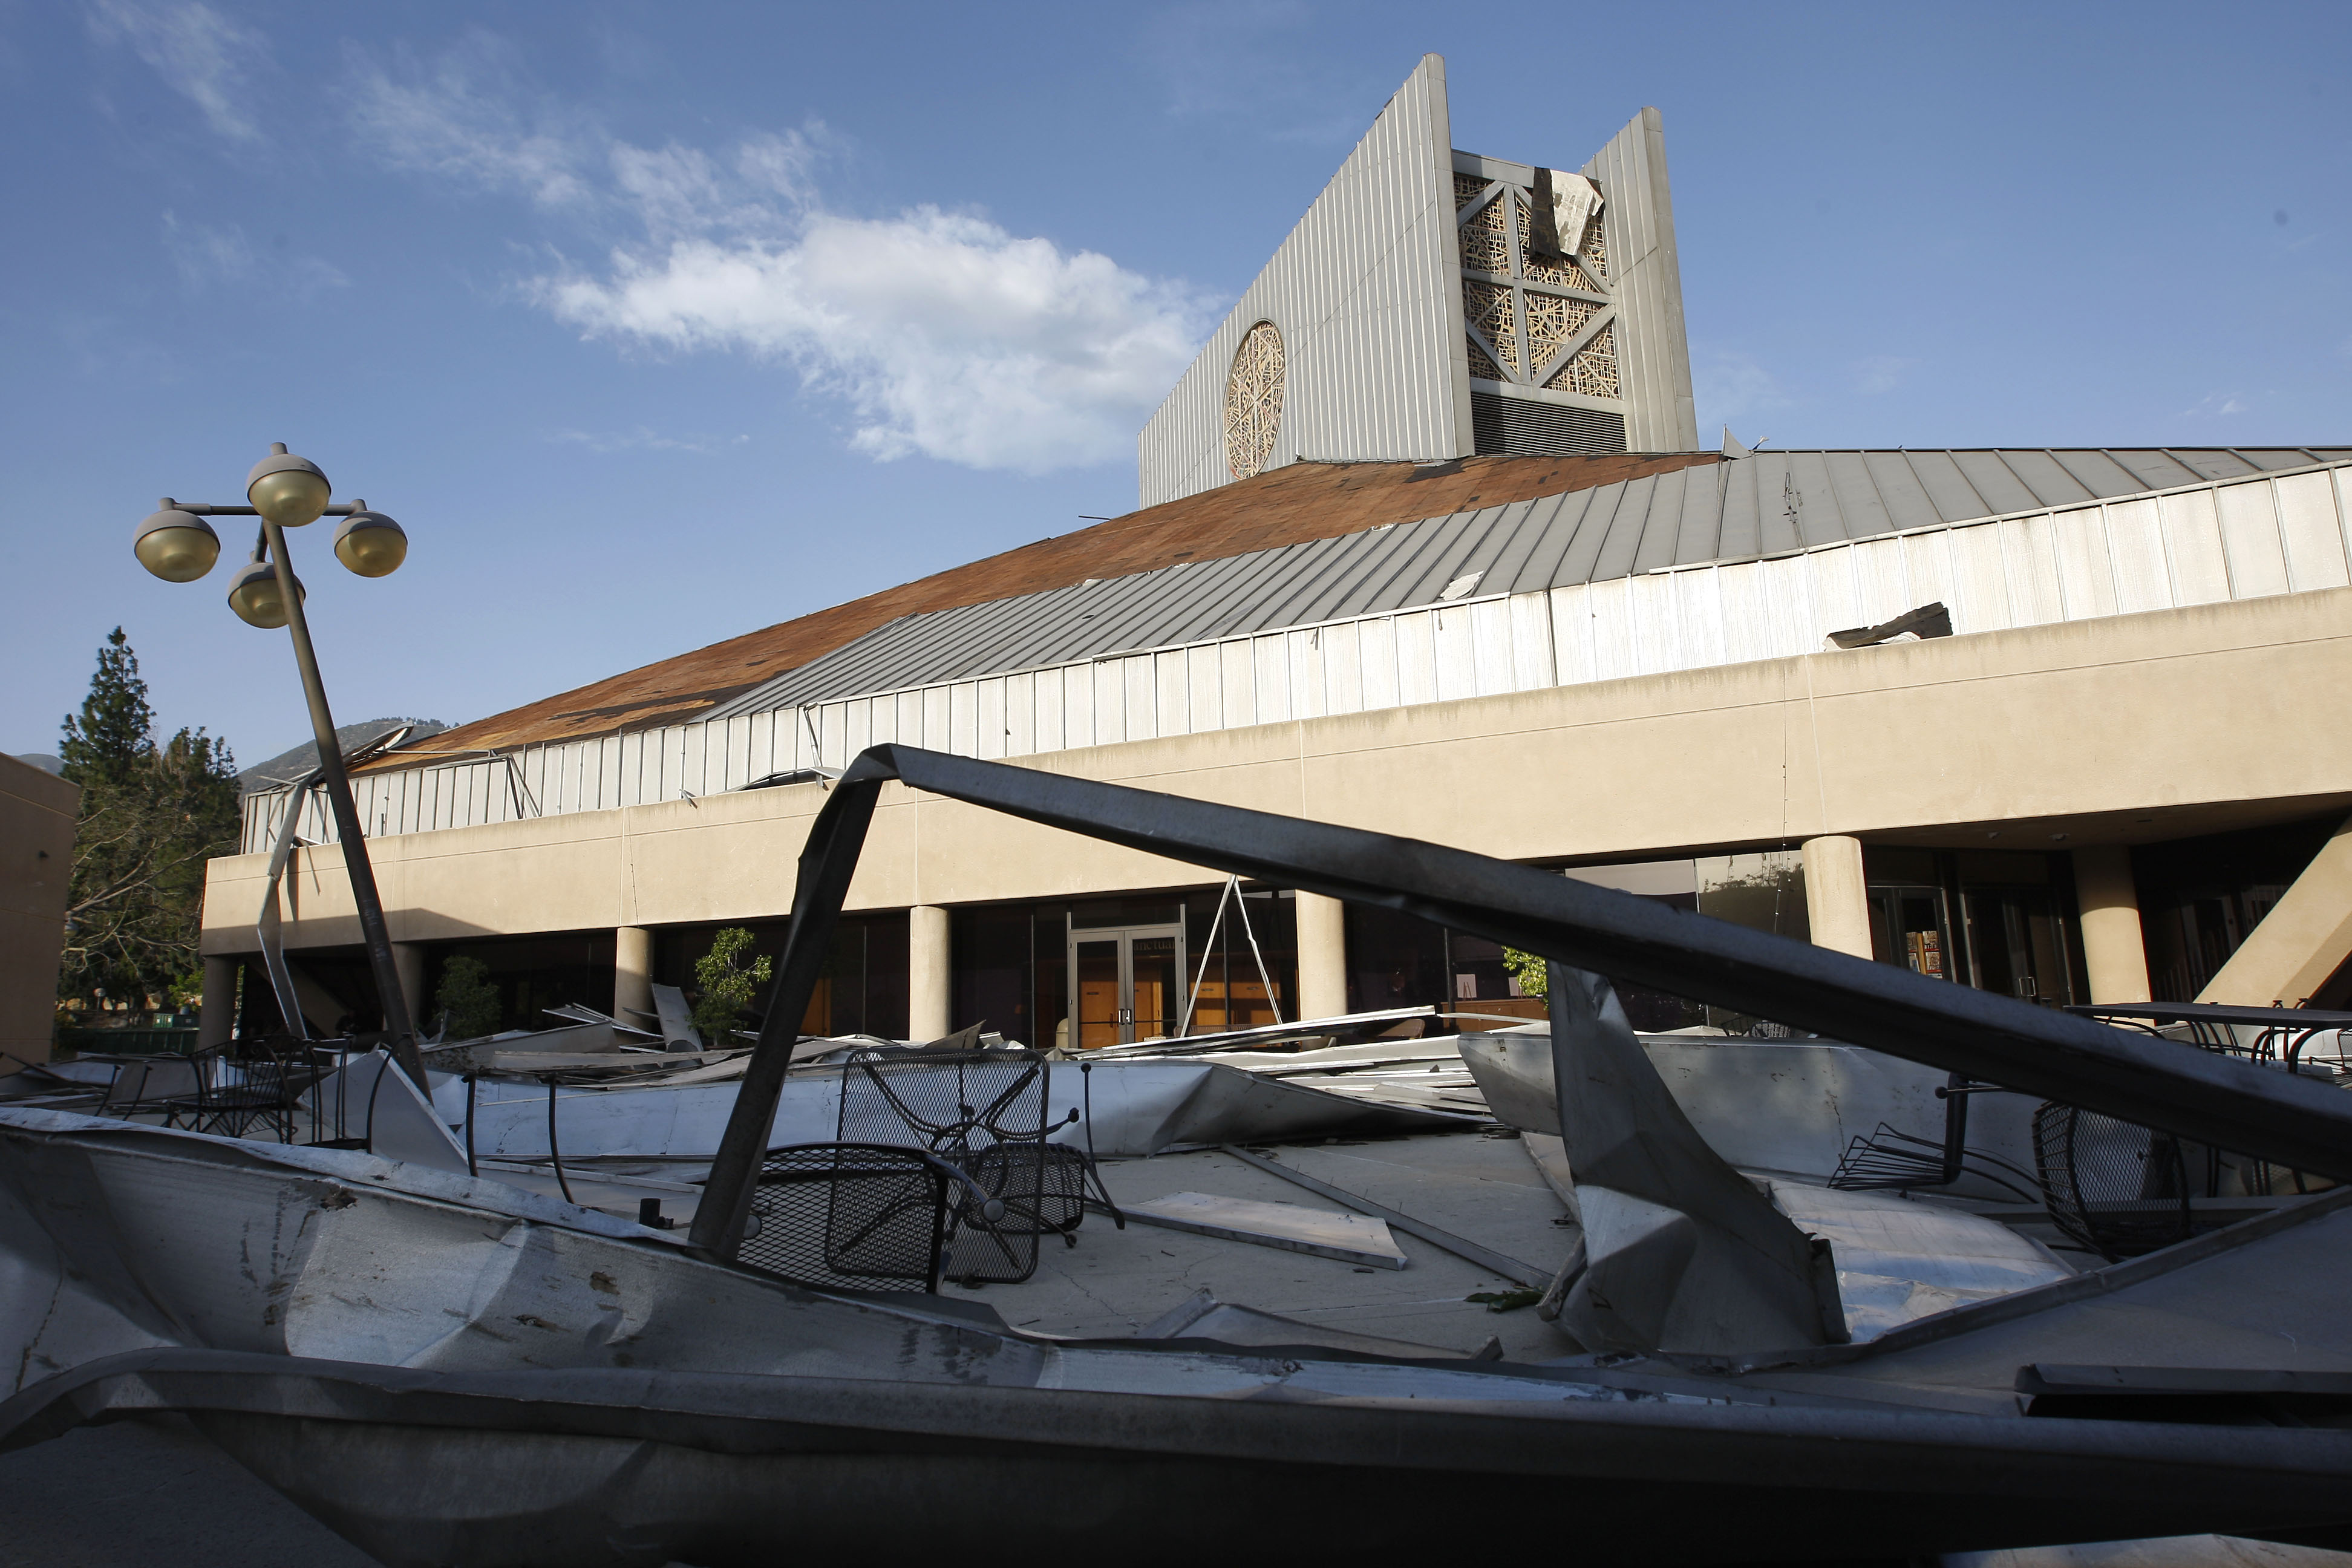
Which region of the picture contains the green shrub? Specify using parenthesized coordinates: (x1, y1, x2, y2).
(691, 927, 773, 1045)
(434, 956, 503, 1040)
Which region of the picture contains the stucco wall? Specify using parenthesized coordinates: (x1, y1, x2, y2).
(203, 587, 2352, 959)
(0, 756, 79, 1070)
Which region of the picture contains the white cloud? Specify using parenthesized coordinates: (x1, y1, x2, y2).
(1694, 351, 1792, 421)
(548, 426, 746, 456)
(162, 211, 348, 298)
(346, 34, 597, 209)
(86, 0, 263, 142)
(1852, 354, 1919, 396)
(350, 44, 1210, 475)
(539, 208, 1208, 473)
(2180, 390, 2249, 418)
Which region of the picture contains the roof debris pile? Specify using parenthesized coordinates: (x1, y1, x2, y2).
(8, 747, 2352, 1564)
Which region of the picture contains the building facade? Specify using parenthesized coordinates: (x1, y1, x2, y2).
(195, 54, 2352, 1051)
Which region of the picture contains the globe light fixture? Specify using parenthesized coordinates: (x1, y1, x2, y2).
(226, 554, 302, 629)
(333, 506, 407, 578)
(246, 443, 332, 529)
(130, 443, 428, 1090)
(132, 505, 221, 583)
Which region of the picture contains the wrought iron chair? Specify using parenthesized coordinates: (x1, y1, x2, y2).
(163, 1039, 308, 1143)
(837, 1047, 1119, 1285)
(2032, 1100, 2193, 1261)
(736, 1143, 1006, 1294)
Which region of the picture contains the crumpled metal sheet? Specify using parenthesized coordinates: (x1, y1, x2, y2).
(439, 1056, 1459, 1164)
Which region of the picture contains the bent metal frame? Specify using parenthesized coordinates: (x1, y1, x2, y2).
(688, 745, 2352, 1258)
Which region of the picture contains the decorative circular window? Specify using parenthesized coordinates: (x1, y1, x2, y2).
(1222, 321, 1285, 480)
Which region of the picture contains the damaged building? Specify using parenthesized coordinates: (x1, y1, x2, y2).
(198, 54, 2352, 1056)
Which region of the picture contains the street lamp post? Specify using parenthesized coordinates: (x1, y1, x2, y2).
(134, 444, 431, 1091)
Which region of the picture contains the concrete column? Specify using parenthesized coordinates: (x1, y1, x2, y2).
(2072, 844, 2152, 1004)
(198, 955, 237, 1050)
(613, 926, 653, 1024)
(1295, 890, 1348, 1021)
(909, 905, 951, 1041)
(1801, 835, 1874, 961)
(392, 942, 428, 1034)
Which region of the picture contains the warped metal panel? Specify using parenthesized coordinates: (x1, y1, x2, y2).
(2275, 472, 2351, 592)
(1996, 451, 2098, 509)
(1062, 664, 1094, 751)
(2216, 482, 2290, 599)
(1944, 525, 2013, 633)
(2160, 489, 2232, 606)
(1671, 566, 1726, 673)
(1999, 517, 2066, 627)
(1587, 579, 1640, 684)
(1849, 536, 1912, 628)
(2049, 504, 2119, 621)
(1624, 571, 1682, 677)
(921, 686, 952, 754)
(1714, 564, 1771, 667)
(1428, 606, 1478, 697)
(1469, 599, 1514, 695)
(974, 679, 1004, 761)
(1549, 585, 1596, 686)
(2104, 498, 2171, 614)
(1289, 629, 1328, 720)
(1903, 451, 1994, 523)
(1394, 610, 1439, 706)
(1218, 640, 1255, 731)
(1153, 652, 1188, 739)
(1949, 452, 2044, 517)
(1807, 545, 1863, 642)
(1252, 635, 1290, 723)
(1321, 621, 1364, 714)
(1507, 592, 1555, 690)
(1004, 672, 1035, 758)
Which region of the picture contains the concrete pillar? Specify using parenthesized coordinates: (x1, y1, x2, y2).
(909, 905, 951, 1041)
(614, 926, 653, 1024)
(198, 955, 237, 1050)
(392, 942, 428, 1034)
(2072, 845, 2152, 1004)
(1295, 890, 1348, 1021)
(1801, 835, 1873, 961)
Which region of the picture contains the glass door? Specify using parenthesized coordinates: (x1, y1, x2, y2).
(1067, 921, 1187, 1045)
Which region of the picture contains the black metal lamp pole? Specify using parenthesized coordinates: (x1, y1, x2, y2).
(133, 445, 430, 1091)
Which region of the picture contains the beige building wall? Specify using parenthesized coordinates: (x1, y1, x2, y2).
(1, 756, 79, 1072)
(203, 590, 2352, 996)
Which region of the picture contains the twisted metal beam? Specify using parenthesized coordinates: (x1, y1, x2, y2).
(688, 745, 2352, 1256)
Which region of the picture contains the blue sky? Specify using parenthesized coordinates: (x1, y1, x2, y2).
(4, 1, 2345, 766)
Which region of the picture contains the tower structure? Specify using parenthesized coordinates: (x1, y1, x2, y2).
(1138, 55, 1699, 508)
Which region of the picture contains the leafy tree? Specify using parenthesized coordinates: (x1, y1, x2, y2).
(691, 927, 773, 1045)
(1501, 948, 1550, 1000)
(434, 956, 504, 1040)
(56, 629, 240, 1017)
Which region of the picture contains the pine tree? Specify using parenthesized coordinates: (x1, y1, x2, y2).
(59, 628, 154, 789)
(56, 629, 240, 1018)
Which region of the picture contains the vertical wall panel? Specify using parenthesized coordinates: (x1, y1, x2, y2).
(1357, 617, 1400, 712)
(1289, 630, 1328, 720)
(2274, 472, 2350, 592)
(1394, 612, 1438, 706)
(1319, 622, 1364, 714)
(1253, 636, 1292, 722)
(2050, 504, 2119, 621)
(2216, 481, 2290, 599)
(1060, 665, 1092, 750)
(1155, 651, 1191, 737)
(2161, 489, 2231, 605)
(1004, 671, 1036, 757)
(1507, 593, 1555, 691)
(2000, 515, 2066, 626)
(1945, 525, 2013, 633)
(2103, 498, 2171, 614)
(1467, 599, 1514, 696)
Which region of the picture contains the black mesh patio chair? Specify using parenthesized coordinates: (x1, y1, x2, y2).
(163, 1039, 307, 1143)
(2033, 1100, 2193, 1261)
(838, 1047, 1120, 1284)
(736, 1143, 1008, 1293)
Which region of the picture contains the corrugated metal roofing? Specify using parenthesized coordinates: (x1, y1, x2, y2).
(716, 448, 2352, 717)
